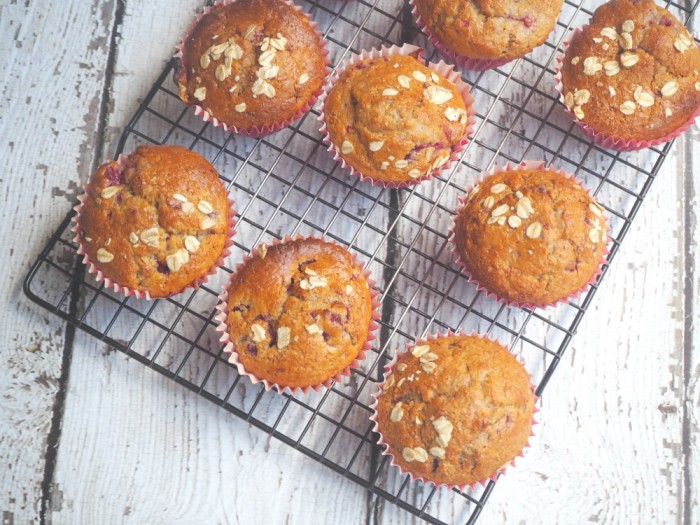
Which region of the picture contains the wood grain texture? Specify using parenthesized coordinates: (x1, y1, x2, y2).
(0, 1, 117, 522)
(1, 0, 698, 523)
(50, 335, 372, 524)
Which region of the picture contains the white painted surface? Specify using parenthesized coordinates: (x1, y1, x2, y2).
(0, 0, 118, 520)
(1, 1, 698, 524)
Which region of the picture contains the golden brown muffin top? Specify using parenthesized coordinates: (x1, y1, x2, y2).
(374, 335, 534, 487)
(324, 53, 468, 184)
(561, 0, 700, 141)
(226, 238, 373, 389)
(414, 0, 564, 60)
(453, 168, 607, 306)
(79, 145, 229, 298)
(176, 0, 326, 131)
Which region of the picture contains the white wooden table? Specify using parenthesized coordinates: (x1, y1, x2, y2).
(1, 1, 698, 523)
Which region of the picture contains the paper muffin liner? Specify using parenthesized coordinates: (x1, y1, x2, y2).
(71, 153, 237, 301)
(369, 329, 539, 492)
(448, 160, 611, 310)
(409, 0, 513, 71)
(317, 43, 476, 189)
(173, 0, 330, 138)
(214, 234, 381, 395)
(554, 26, 700, 152)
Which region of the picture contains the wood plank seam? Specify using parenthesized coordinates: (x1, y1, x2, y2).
(38, 274, 80, 525)
(367, 12, 417, 521)
(369, 188, 403, 525)
(38, 1, 127, 522)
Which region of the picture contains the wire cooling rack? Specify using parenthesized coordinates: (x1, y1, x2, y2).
(24, 0, 699, 523)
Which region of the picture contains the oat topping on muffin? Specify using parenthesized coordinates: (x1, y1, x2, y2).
(374, 335, 535, 487)
(560, 0, 700, 141)
(224, 238, 374, 390)
(414, 0, 564, 61)
(176, 0, 326, 132)
(323, 53, 469, 184)
(78, 145, 230, 298)
(452, 166, 607, 306)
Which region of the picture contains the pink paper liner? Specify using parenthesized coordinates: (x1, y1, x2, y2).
(448, 160, 611, 310)
(214, 234, 381, 395)
(368, 329, 540, 492)
(71, 153, 237, 301)
(409, 0, 512, 71)
(317, 44, 476, 189)
(554, 26, 700, 152)
(173, 0, 330, 138)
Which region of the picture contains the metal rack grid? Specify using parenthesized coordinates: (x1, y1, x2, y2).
(23, 0, 699, 523)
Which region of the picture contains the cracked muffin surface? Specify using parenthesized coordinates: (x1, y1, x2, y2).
(324, 53, 468, 184)
(175, 0, 326, 132)
(225, 238, 373, 389)
(374, 335, 534, 487)
(414, 0, 564, 60)
(453, 168, 607, 306)
(561, 0, 700, 141)
(79, 145, 229, 298)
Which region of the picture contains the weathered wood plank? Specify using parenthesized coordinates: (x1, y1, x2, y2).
(50, 337, 375, 524)
(0, 1, 118, 522)
(48, 1, 376, 523)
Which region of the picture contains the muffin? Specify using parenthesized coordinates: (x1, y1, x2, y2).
(413, 0, 564, 66)
(559, 0, 700, 146)
(75, 145, 231, 298)
(175, 0, 327, 135)
(451, 163, 607, 307)
(221, 237, 375, 392)
(321, 48, 471, 186)
(372, 334, 535, 488)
